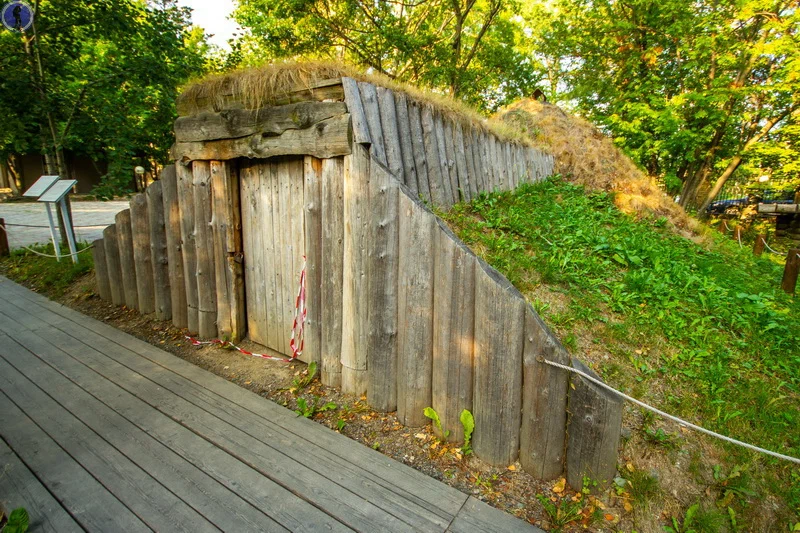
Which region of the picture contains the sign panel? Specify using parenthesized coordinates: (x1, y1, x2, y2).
(22, 175, 60, 198)
(38, 179, 77, 203)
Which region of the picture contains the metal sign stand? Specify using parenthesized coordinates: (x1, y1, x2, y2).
(38, 179, 79, 263)
(22, 175, 62, 260)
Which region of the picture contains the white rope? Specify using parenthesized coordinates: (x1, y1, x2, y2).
(763, 240, 787, 256)
(540, 358, 800, 465)
(736, 228, 743, 248)
(723, 220, 734, 233)
(0, 223, 94, 258)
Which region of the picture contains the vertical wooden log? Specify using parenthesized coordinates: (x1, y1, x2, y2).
(366, 159, 400, 412)
(321, 157, 345, 387)
(520, 307, 569, 479)
(177, 161, 199, 334)
(115, 209, 139, 309)
(342, 77, 371, 145)
(394, 92, 418, 196)
(504, 143, 514, 190)
(147, 181, 171, 321)
(211, 160, 245, 341)
(462, 126, 479, 200)
(443, 120, 460, 203)
(473, 259, 525, 466)
(131, 193, 155, 314)
(289, 158, 306, 352)
(91, 238, 112, 301)
(341, 144, 371, 395)
(240, 162, 264, 344)
(396, 191, 435, 427)
(488, 134, 499, 191)
(454, 123, 471, 203)
(566, 359, 623, 491)
(267, 162, 283, 352)
(408, 100, 431, 202)
(432, 221, 476, 442)
(103, 225, 124, 306)
(161, 165, 188, 329)
(0, 219, 9, 257)
(193, 161, 217, 338)
(476, 131, 489, 194)
(278, 160, 293, 355)
(781, 248, 800, 294)
(753, 234, 766, 256)
(358, 82, 387, 166)
(717, 220, 728, 234)
(421, 105, 447, 207)
(303, 156, 323, 366)
(377, 87, 404, 180)
(434, 113, 455, 206)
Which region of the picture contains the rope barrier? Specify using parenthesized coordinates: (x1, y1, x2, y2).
(723, 220, 734, 233)
(0, 223, 94, 258)
(736, 228, 743, 248)
(539, 357, 800, 465)
(1, 222, 108, 229)
(763, 240, 788, 256)
(185, 336, 294, 362)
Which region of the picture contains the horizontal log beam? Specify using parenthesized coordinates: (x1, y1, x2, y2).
(174, 102, 348, 143)
(171, 114, 352, 162)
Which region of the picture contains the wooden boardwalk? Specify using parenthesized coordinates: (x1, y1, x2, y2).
(0, 276, 541, 532)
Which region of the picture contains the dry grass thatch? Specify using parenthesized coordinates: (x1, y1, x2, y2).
(178, 60, 528, 144)
(493, 99, 697, 232)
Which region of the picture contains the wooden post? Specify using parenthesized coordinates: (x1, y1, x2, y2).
(396, 191, 435, 427)
(102, 224, 124, 306)
(193, 161, 217, 338)
(434, 112, 455, 206)
(161, 165, 188, 329)
(520, 307, 569, 480)
(472, 259, 525, 466)
(321, 157, 345, 387)
(130, 193, 155, 314)
(421, 105, 447, 207)
(0, 219, 9, 257)
(753, 234, 766, 256)
(303, 156, 323, 366)
(718, 220, 727, 234)
(91, 238, 112, 301)
(453, 123, 470, 203)
(566, 359, 623, 491)
(781, 248, 800, 294)
(177, 161, 199, 334)
(341, 144, 371, 395)
(408, 100, 431, 202)
(393, 92, 418, 195)
(376, 87, 404, 180)
(147, 181, 171, 321)
(211, 160, 245, 341)
(341, 77, 371, 145)
(114, 209, 139, 310)
(432, 221, 476, 442)
(366, 159, 400, 412)
(357, 82, 387, 166)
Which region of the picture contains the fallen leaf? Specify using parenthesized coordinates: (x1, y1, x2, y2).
(623, 501, 633, 513)
(507, 465, 516, 471)
(626, 462, 635, 472)
(415, 433, 427, 440)
(604, 514, 614, 521)
(552, 478, 566, 493)
(244, 381, 251, 385)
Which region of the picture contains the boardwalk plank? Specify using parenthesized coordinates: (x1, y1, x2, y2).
(0, 438, 82, 533)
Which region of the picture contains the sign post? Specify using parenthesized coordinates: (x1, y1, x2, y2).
(22, 175, 62, 260)
(39, 179, 79, 263)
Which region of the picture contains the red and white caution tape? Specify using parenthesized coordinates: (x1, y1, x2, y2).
(289, 256, 307, 359)
(185, 336, 294, 363)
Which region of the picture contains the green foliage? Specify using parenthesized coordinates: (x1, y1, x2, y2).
(665, 503, 727, 533)
(460, 409, 475, 455)
(295, 396, 337, 418)
(523, 0, 800, 208)
(4, 507, 29, 533)
(290, 361, 318, 395)
(624, 470, 660, 507)
(233, 0, 539, 111)
(423, 407, 450, 441)
(443, 180, 800, 521)
(535, 494, 583, 531)
(0, 0, 212, 198)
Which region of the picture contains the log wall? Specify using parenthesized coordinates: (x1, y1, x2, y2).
(93, 77, 621, 490)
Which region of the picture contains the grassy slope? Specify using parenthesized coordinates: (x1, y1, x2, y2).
(0, 243, 94, 297)
(442, 179, 799, 530)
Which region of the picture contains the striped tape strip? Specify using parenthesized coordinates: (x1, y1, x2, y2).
(289, 256, 307, 359)
(185, 336, 293, 363)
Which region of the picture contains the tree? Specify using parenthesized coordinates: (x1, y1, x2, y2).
(528, 0, 800, 211)
(233, 0, 540, 111)
(0, 0, 210, 198)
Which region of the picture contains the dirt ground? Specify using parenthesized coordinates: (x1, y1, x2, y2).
(14, 270, 756, 533)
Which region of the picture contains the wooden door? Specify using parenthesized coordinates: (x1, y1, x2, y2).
(240, 156, 306, 356)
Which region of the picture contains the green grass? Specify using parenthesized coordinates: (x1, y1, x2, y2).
(0, 242, 94, 297)
(441, 178, 800, 521)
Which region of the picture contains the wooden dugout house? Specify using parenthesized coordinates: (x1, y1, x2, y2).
(92, 70, 623, 490)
